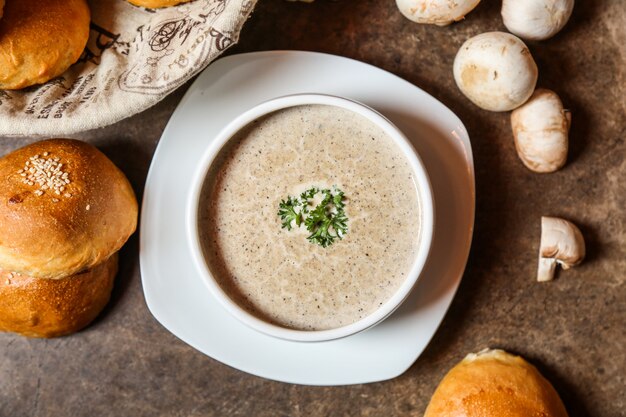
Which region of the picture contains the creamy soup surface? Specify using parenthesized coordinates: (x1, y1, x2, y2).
(199, 104, 421, 330)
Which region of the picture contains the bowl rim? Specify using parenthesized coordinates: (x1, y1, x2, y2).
(186, 93, 434, 342)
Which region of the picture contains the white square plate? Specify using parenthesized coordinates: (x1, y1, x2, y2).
(139, 51, 475, 385)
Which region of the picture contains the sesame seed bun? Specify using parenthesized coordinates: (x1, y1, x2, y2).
(126, 0, 193, 9)
(0, 254, 117, 338)
(0, 139, 137, 279)
(0, 0, 90, 90)
(424, 349, 569, 417)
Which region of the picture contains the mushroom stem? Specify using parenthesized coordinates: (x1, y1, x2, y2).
(537, 257, 557, 282)
(537, 216, 585, 282)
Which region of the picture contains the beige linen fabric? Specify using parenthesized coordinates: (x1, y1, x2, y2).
(0, 0, 256, 135)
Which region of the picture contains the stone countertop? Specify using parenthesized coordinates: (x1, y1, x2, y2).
(0, 1, 624, 416)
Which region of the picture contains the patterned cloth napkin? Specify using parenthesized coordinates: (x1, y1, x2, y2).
(0, 0, 256, 136)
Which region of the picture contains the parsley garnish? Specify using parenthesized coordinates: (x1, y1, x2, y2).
(278, 187, 348, 247)
(277, 195, 302, 230)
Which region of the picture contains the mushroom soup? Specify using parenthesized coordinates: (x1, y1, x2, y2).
(198, 104, 421, 330)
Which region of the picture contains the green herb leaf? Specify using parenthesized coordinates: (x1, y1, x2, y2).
(277, 196, 302, 230)
(299, 187, 317, 214)
(278, 187, 348, 247)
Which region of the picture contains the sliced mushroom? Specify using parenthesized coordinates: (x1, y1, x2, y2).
(538, 216, 585, 282)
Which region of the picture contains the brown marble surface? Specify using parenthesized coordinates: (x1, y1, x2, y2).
(1, 1, 624, 416)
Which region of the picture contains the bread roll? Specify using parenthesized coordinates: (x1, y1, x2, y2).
(425, 349, 569, 417)
(127, 0, 193, 8)
(0, 254, 118, 338)
(0, 139, 137, 279)
(0, 0, 90, 90)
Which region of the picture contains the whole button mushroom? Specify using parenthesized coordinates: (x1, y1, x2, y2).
(511, 89, 570, 173)
(453, 32, 538, 112)
(502, 0, 575, 41)
(538, 217, 585, 282)
(396, 0, 481, 26)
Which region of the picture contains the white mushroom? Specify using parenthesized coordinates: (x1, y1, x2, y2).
(502, 0, 575, 41)
(396, 0, 481, 26)
(511, 89, 570, 173)
(538, 216, 585, 282)
(453, 32, 538, 112)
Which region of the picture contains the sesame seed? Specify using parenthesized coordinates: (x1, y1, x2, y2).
(52, 198, 59, 203)
(86, 205, 90, 210)
(64, 193, 72, 198)
(5, 279, 10, 285)
(17, 153, 72, 197)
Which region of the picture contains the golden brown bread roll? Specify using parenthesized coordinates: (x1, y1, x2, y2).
(127, 0, 193, 8)
(0, 254, 117, 338)
(425, 349, 569, 417)
(0, 139, 137, 279)
(0, 0, 90, 90)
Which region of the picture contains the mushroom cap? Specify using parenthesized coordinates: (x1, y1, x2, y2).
(538, 216, 585, 281)
(396, 0, 481, 26)
(502, 0, 575, 41)
(511, 89, 570, 173)
(453, 32, 538, 112)
(540, 216, 585, 267)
